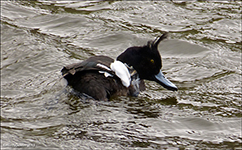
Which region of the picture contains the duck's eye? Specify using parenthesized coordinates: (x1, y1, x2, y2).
(150, 59, 154, 64)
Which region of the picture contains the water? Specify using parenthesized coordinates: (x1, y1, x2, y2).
(1, 1, 241, 149)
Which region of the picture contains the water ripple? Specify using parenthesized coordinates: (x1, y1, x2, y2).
(1, 1, 241, 149)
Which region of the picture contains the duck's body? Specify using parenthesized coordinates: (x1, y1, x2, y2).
(62, 56, 145, 101)
(61, 32, 177, 101)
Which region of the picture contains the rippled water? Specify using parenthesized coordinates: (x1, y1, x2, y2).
(1, 1, 241, 149)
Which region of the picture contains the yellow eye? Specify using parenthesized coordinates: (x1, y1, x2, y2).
(150, 59, 154, 64)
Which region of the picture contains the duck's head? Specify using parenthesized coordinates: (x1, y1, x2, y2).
(117, 32, 178, 91)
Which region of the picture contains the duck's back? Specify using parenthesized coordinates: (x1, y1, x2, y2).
(62, 56, 114, 76)
(61, 56, 134, 101)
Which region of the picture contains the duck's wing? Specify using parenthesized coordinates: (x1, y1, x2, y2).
(61, 56, 115, 77)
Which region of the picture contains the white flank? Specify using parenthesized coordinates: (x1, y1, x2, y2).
(110, 61, 131, 87)
(97, 63, 111, 71)
(131, 77, 140, 90)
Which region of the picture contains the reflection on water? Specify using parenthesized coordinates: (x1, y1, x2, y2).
(1, 1, 241, 149)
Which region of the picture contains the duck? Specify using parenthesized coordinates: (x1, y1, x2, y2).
(61, 32, 178, 101)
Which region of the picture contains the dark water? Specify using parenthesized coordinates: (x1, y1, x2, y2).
(1, 1, 241, 149)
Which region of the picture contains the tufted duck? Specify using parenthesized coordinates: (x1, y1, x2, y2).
(61, 32, 177, 101)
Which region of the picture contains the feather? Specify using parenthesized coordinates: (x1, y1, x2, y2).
(110, 61, 131, 87)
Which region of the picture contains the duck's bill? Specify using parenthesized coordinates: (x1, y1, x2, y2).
(154, 70, 178, 91)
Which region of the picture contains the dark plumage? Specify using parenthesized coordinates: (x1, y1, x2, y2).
(61, 32, 177, 101)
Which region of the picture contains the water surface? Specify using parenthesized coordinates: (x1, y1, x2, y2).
(1, 1, 241, 149)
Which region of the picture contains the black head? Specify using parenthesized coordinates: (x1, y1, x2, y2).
(117, 32, 178, 91)
(117, 32, 168, 80)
